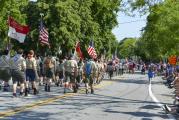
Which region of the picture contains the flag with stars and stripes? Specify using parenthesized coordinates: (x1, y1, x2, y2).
(39, 19, 49, 46)
(87, 41, 97, 59)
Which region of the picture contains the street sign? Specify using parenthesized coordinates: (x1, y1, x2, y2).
(168, 55, 177, 65)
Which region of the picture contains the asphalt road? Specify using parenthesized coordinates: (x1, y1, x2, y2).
(0, 73, 178, 120)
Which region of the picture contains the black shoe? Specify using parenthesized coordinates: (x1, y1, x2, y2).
(3, 85, 9, 92)
(56, 82, 59, 87)
(19, 92, 24, 96)
(45, 84, 48, 92)
(76, 84, 79, 89)
(73, 86, 77, 93)
(3, 88, 8, 92)
(86, 89, 89, 94)
(47, 86, 50, 92)
(91, 89, 94, 94)
(25, 88, 29, 96)
(13, 93, 17, 97)
(34, 88, 38, 95)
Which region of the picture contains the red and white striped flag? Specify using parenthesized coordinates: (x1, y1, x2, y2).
(8, 17, 29, 43)
(87, 41, 97, 59)
(39, 20, 49, 46)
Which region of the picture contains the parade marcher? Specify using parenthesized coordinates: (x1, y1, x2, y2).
(63, 55, 78, 93)
(97, 60, 105, 84)
(83, 58, 97, 94)
(10, 49, 26, 97)
(107, 61, 113, 80)
(55, 59, 64, 87)
(95, 60, 100, 84)
(0, 50, 11, 92)
(43, 54, 55, 92)
(119, 62, 123, 75)
(36, 55, 44, 86)
(141, 63, 146, 75)
(25, 50, 38, 96)
(76, 59, 84, 85)
(148, 67, 153, 82)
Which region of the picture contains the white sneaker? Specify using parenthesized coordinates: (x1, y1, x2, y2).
(164, 104, 171, 112)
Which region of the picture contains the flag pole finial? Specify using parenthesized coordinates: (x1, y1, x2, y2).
(40, 13, 44, 18)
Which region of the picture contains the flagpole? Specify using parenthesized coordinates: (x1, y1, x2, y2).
(39, 14, 44, 45)
(39, 13, 44, 55)
(7, 11, 11, 56)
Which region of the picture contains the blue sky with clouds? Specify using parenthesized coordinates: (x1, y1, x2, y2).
(112, 12, 147, 41)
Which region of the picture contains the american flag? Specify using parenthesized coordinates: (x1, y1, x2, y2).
(39, 20, 49, 46)
(87, 41, 97, 59)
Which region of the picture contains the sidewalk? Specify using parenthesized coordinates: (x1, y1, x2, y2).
(151, 76, 175, 105)
(151, 76, 179, 118)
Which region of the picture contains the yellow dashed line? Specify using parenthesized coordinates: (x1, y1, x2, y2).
(0, 81, 113, 118)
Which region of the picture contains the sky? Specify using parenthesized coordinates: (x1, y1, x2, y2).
(112, 12, 147, 41)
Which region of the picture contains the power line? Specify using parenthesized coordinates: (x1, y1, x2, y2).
(119, 19, 146, 24)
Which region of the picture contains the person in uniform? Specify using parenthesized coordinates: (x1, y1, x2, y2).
(55, 59, 64, 87)
(43, 54, 55, 92)
(63, 55, 78, 93)
(10, 49, 26, 97)
(0, 50, 11, 92)
(25, 50, 38, 96)
(83, 58, 97, 94)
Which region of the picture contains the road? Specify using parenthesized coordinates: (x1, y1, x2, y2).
(0, 72, 178, 120)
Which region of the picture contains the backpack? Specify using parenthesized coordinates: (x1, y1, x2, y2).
(86, 61, 92, 75)
(44, 57, 53, 68)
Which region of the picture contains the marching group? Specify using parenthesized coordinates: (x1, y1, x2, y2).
(0, 48, 130, 97)
(1, 48, 178, 115)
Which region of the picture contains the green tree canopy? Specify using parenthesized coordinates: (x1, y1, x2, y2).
(137, 0, 179, 61)
(118, 38, 137, 58)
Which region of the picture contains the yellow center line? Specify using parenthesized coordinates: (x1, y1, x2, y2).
(0, 81, 113, 119)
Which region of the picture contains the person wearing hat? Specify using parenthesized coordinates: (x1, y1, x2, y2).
(83, 58, 97, 94)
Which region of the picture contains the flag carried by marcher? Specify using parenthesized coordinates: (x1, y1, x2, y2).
(39, 19, 49, 46)
(74, 41, 83, 60)
(112, 48, 119, 63)
(8, 17, 29, 43)
(112, 50, 117, 60)
(87, 40, 97, 59)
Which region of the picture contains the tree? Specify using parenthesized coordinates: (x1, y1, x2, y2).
(0, 0, 121, 58)
(118, 38, 137, 58)
(0, 0, 28, 50)
(23, 0, 121, 57)
(138, 0, 179, 61)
